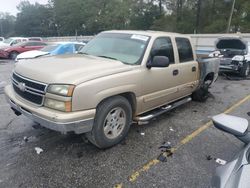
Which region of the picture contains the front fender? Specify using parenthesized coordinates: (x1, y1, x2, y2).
(71, 70, 142, 111)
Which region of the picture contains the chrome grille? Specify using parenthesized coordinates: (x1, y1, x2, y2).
(12, 72, 47, 105)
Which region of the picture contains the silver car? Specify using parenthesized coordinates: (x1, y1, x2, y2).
(212, 114, 250, 188)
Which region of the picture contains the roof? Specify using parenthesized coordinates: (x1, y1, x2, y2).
(103, 30, 186, 37)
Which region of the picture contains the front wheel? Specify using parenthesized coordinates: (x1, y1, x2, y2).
(86, 96, 132, 149)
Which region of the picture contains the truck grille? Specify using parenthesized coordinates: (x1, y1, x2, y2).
(12, 72, 47, 105)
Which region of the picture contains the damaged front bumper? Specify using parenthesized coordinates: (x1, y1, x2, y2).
(219, 61, 243, 73)
(5, 85, 95, 134)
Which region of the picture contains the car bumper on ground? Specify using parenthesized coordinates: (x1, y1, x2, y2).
(4, 85, 96, 134)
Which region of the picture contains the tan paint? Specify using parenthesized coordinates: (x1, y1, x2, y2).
(6, 30, 217, 123)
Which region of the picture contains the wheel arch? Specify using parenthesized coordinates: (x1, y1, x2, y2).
(203, 72, 215, 86)
(97, 92, 137, 116)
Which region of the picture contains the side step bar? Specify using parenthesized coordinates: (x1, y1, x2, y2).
(134, 97, 192, 124)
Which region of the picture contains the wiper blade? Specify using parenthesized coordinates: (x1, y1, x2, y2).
(78, 52, 89, 55)
(97, 55, 118, 61)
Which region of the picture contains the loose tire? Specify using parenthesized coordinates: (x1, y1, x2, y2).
(9, 51, 19, 60)
(239, 63, 250, 77)
(86, 96, 132, 149)
(192, 80, 211, 102)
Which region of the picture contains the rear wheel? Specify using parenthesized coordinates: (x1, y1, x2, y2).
(239, 63, 250, 77)
(9, 51, 19, 60)
(86, 96, 132, 149)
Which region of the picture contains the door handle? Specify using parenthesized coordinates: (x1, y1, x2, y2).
(192, 66, 197, 72)
(173, 69, 179, 76)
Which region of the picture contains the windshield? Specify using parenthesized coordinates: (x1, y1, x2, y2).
(41, 44, 59, 52)
(79, 33, 150, 65)
(3, 38, 13, 44)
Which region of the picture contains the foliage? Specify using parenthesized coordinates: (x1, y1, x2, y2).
(0, 12, 15, 37)
(0, 0, 249, 37)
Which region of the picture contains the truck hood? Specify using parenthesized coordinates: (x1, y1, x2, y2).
(216, 38, 248, 58)
(14, 54, 133, 85)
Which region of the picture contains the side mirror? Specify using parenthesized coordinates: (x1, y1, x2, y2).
(212, 114, 248, 136)
(212, 114, 250, 144)
(147, 56, 170, 69)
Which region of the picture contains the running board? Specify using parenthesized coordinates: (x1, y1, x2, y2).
(134, 97, 192, 125)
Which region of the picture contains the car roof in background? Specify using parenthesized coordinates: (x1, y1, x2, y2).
(8, 37, 28, 39)
(15, 41, 47, 45)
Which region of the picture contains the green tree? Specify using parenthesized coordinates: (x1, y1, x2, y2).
(0, 12, 16, 37)
(15, 1, 57, 37)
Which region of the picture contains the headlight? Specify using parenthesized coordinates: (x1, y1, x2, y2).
(232, 55, 244, 62)
(47, 84, 75, 96)
(44, 98, 72, 112)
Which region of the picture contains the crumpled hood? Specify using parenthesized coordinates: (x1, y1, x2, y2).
(17, 50, 49, 60)
(15, 54, 133, 85)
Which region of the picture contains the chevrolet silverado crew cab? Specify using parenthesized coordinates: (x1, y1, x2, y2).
(5, 30, 219, 148)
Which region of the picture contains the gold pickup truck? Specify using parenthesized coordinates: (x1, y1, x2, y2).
(5, 30, 219, 148)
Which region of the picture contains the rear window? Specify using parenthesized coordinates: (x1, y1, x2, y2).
(175, 37, 194, 63)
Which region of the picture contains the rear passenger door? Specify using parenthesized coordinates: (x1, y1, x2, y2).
(175, 37, 199, 95)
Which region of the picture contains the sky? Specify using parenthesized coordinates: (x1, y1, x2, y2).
(0, 0, 48, 15)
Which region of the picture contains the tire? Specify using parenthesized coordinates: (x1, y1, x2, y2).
(86, 96, 132, 149)
(192, 82, 209, 102)
(239, 63, 250, 77)
(9, 51, 19, 60)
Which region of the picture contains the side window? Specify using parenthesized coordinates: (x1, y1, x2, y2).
(12, 40, 19, 45)
(75, 44, 84, 51)
(25, 42, 34, 46)
(32, 42, 46, 46)
(152, 37, 175, 64)
(175, 37, 194, 63)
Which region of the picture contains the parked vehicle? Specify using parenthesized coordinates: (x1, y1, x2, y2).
(5, 30, 219, 148)
(28, 37, 43, 41)
(16, 42, 86, 61)
(0, 37, 4, 42)
(0, 37, 28, 48)
(212, 114, 250, 188)
(0, 41, 47, 59)
(209, 37, 250, 77)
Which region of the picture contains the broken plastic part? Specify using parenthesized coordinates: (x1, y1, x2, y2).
(34, 147, 43, 154)
(157, 153, 168, 162)
(215, 158, 227, 165)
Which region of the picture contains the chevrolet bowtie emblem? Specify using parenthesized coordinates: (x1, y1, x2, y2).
(18, 82, 26, 92)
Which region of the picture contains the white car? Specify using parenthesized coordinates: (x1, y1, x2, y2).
(0, 37, 28, 48)
(209, 37, 250, 77)
(16, 42, 86, 61)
